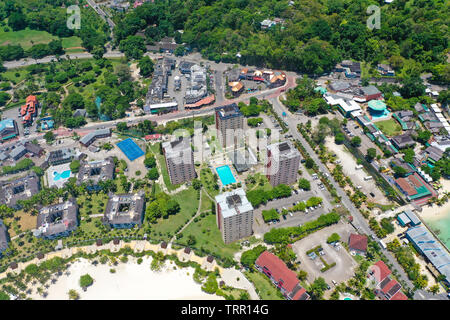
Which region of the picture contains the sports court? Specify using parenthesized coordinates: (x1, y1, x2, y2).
(116, 138, 145, 161)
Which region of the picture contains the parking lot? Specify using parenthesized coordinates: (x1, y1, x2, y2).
(291, 222, 358, 287)
(1, 105, 39, 138)
(252, 188, 335, 236)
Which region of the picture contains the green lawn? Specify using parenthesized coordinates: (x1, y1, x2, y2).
(0, 27, 83, 50)
(77, 193, 109, 217)
(376, 119, 402, 137)
(149, 142, 180, 191)
(150, 187, 199, 240)
(200, 167, 220, 197)
(200, 189, 214, 212)
(1, 68, 30, 84)
(178, 213, 241, 261)
(244, 271, 284, 300)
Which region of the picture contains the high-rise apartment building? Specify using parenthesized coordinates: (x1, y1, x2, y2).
(162, 136, 196, 185)
(266, 141, 300, 186)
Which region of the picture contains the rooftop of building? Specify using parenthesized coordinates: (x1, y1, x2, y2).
(77, 157, 115, 185)
(35, 199, 78, 238)
(267, 140, 301, 160)
(215, 103, 242, 119)
(348, 233, 368, 252)
(0, 172, 40, 207)
(215, 188, 253, 219)
(103, 191, 145, 225)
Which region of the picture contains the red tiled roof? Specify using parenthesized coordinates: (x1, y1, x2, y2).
(291, 287, 307, 300)
(372, 260, 391, 283)
(409, 174, 422, 188)
(255, 251, 299, 294)
(26, 95, 38, 104)
(395, 177, 416, 196)
(382, 278, 398, 294)
(348, 234, 368, 252)
(390, 290, 408, 300)
(144, 134, 162, 140)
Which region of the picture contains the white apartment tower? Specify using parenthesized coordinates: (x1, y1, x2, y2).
(266, 141, 301, 186)
(162, 136, 196, 185)
(215, 188, 254, 244)
(215, 103, 244, 148)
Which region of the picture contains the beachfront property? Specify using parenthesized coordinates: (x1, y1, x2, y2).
(266, 141, 301, 187)
(0, 219, 9, 257)
(162, 136, 196, 185)
(255, 251, 310, 300)
(0, 172, 40, 209)
(406, 226, 450, 287)
(0, 119, 19, 142)
(348, 233, 368, 256)
(368, 260, 408, 300)
(103, 191, 146, 229)
(397, 210, 421, 227)
(34, 199, 79, 240)
(215, 103, 244, 148)
(215, 188, 253, 244)
(394, 172, 433, 203)
(77, 157, 115, 191)
(47, 148, 80, 166)
(79, 128, 112, 147)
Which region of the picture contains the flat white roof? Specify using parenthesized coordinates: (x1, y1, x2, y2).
(150, 102, 178, 109)
(215, 188, 253, 219)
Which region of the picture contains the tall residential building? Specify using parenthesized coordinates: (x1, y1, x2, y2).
(266, 141, 300, 186)
(215, 188, 253, 244)
(162, 136, 196, 185)
(215, 103, 244, 148)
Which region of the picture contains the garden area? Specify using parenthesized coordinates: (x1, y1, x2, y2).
(244, 270, 284, 300)
(375, 119, 402, 137)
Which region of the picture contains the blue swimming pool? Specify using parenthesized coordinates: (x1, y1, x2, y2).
(216, 165, 236, 186)
(53, 170, 71, 181)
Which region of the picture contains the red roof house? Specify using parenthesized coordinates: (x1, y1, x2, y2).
(348, 233, 368, 255)
(370, 260, 408, 300)
(371, 260, 391, 283)
(255, 251, 309, 300)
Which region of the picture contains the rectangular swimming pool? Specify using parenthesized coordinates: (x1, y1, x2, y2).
(216, 165, 236, 186)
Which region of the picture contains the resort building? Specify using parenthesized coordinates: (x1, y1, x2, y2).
(356, 85, 382, 102)
(215, 103, 244, 148)
(0, 172, 40, 208)
(34, 199, 79, 240)
(24, 142, 45, 157)
(369, 260, 408, 300)
(77, 157, 115, 191)
(162, 136, 196, 185)
(255, 251, 310, 300)
(266, 141, 301, 186)
(0, 219, 9, 257)
(0, 119, 19, 142)
(215, 188, 253, 244)
(79, 128, 111, 147)
(47, 148, 79, 166)
(20, 95, 39, 126)
(103, 191, 145, 229)
(406, 226, 450, 287)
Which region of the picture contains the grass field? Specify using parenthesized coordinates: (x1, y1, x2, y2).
(200, 189, 214, 212)
(376, 119, 402, 137)
(77, 193, 109, 217)
(0, 27, 84, 51)
(5, 210, 37, 237)
(178, 213, 241, 261)
(244, 271, 284, 300)
(150, 187, 199, 240)
(149, 142, 180, 191)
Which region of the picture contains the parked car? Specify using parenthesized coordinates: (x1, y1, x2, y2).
(282, 215, 287, 220)
(289, 212, 293, 217)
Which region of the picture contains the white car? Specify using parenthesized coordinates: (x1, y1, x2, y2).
(289, 212, 293, 217)
(305, 208, 309, 213)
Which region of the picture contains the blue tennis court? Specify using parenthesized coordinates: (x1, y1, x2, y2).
(116, 138, 145, 161)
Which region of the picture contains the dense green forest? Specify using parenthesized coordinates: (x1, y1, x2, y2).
(113, 0, 449, 81)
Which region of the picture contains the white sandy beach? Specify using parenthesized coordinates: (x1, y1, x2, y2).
(418, 179, 450, 221)
(30, 257, 223, 300)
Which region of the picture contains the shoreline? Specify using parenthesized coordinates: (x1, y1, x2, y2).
(29, 256, 224, 300)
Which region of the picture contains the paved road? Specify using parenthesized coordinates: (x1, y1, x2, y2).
(270, 97, 447, 300)
(86, 0, 116, 29)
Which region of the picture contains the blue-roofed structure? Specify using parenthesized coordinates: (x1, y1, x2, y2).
(403, 209, 421, 226)
(0, 119, 19, 141)
(406, 226, 450, 286)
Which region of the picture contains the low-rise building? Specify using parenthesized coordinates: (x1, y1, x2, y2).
(406, 226, 450, 287)
(348, 233, 368, 256)
(255, 251, 310, 300)
(103, 191, 145, 229)
(391, 133, 415, 150)
(0, 119, 19, 142)
(377, 64, 395, 76)
(369, 260, 408, 300)
(215, 188, 253, 244)
(79, 128, 111, 147)
(394, 172, 432, 202)
(77, 157, 115, 191)
(0, 219, 9, 257)
(34, 199, 79, 240)
(47, 148, 79, 166)
(0, 173, 40, 208)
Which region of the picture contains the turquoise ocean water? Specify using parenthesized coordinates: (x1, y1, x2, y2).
(424, 210, 450, 249)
